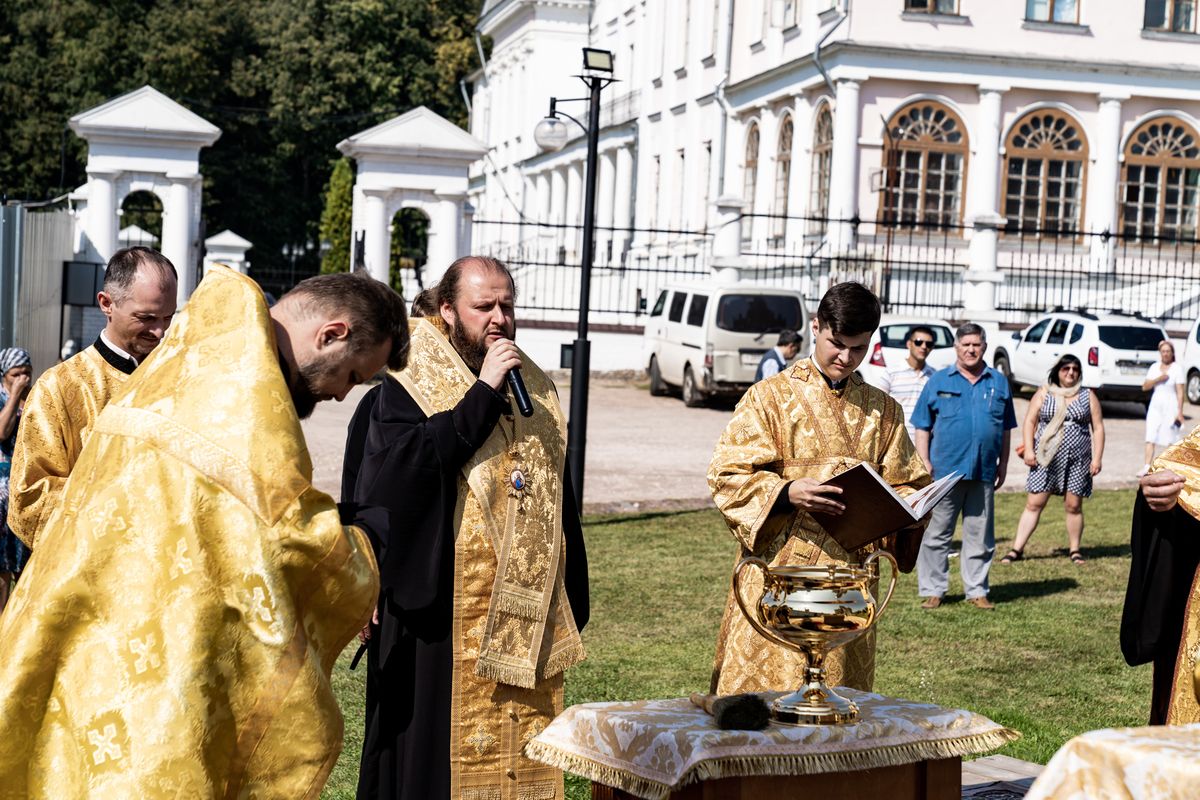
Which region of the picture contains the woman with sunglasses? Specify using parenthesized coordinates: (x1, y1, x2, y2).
(1001, 354, 1105, 566)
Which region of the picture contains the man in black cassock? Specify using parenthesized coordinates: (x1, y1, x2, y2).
(342, 255, 589, 799)
(1121, 453, 1200, 724)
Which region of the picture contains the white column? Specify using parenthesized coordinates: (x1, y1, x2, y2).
(711, 195, 746, 283)
(550, 168, 566, 226)
(596, 150, 617, 265)
(163, 173, 199, 303)
(85, 168, 120, 263)
(566, 162, 583, 256)
(536, 172, 551, 223)
(460, 200, 476, 257)
(827, 78, 862, 252)
(964, 85, 1007, 322)
(427, 192, 463, 282)
(612, 145, 635, 259)
(751, 108, 777, 246)
(1090, 94, 1126, 271)
(362, 189, 390, 285)
(787, 96, 809, 244)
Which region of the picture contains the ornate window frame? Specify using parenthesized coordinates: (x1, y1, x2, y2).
(809, 102, 834, 234)
(1001, 108, 1089, 237)
(773, 113, 794, 242)
(1120, 115, 1200, 241)
(878, 100, 970, 227)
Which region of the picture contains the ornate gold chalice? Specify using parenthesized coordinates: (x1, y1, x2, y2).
(733, 550, 898, 726)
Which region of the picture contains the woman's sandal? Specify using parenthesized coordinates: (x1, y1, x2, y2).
(999, 548, 1024, 564)
(1069, 550, 1086, 565)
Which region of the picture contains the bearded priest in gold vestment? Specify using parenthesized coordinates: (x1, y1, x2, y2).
(0, 267, 409, 798)
(9, 246, 178, 548)
(708, 282, 930, 696)
(343, 256, 589, 800)
(1121, 425, 1200, 725)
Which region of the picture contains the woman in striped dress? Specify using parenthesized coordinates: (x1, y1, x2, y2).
(1001, 354, 1105, 566)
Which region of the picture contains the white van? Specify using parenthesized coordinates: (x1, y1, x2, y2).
(642, 283, 809, 406)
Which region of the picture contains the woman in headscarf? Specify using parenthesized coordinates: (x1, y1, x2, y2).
(1001, 353, 1105, 566)
(0, 347, 32, 609)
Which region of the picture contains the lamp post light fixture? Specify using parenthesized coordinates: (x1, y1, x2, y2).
(534, 47, 616, 512)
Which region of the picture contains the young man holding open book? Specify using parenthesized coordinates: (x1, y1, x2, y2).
(707, 282, 934, 697)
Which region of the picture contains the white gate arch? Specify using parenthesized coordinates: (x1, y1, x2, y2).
(68, 86, 221, 306)
(338, 107, 486, 287)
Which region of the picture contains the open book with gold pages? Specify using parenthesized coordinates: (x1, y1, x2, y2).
(808, 463, 962, 552)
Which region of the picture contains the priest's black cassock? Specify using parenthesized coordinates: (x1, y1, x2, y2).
(1120, 490, 1200, 724)
(342, 374, 589, 799)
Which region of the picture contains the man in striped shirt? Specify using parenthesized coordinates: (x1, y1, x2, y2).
(878, 325, 936, 442)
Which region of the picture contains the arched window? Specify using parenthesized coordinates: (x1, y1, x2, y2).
(1002, 109, 1088, 236)
(880, 100, 968, 226)
(1121, 117, 1200, 241)
(743, 122, 759, 243)
(773, 115, 793, 240)
(810, 104, 833, 233)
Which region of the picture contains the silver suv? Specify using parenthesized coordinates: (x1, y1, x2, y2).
(991, 310, 1168, 403)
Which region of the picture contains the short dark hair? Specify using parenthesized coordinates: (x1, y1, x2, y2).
(103, 247, 178, 302)
(815, 282, 881, 337)
(283, 271, 409, 371)
(410, 286, 439, 318)
(906, 325, 936, 343)
(436, 256, 517, 310)
(777, 330, 802, 347)
(1048, 354, 1082, 386)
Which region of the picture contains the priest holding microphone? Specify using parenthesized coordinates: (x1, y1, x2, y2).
(342, 255, 590, 800)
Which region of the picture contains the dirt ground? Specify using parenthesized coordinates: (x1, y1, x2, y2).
(301, 377, 1172, 514)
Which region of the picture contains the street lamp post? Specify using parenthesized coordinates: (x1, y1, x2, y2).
(533, 47, 615, 512)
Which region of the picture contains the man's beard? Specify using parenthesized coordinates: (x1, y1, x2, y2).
(449, 317, 491, 373)
(291, 353, 336, 419)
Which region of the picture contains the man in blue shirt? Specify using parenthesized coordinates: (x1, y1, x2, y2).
(754, 330, 802, 382)
(910, 323, 1017, 610)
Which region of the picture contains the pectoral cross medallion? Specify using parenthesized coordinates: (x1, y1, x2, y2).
(507, 448, 529, 513)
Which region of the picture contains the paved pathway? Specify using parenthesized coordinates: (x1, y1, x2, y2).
(302, 379, 1174, 513)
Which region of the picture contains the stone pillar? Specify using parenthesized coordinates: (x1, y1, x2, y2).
(362, 189, 391, 285)
(550, 168, 567, 226)
(460, 200, 476, 257)
(427, 192, 463, 283)
(826, 78, 862, 252)
(85, 168, 120, 263)
(163, 173, 198, 304)
(566, 162, 583, 256)
(596, 150, 617, 265)
(612, 145, 635, 261)
(711, 195, 746, 283)
(1090, 94, 1126, 271)
(963, 86, 1007, 323)
(536, 172, 551, 223)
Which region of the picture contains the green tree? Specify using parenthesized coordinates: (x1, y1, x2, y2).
(318, 158, 354, 274)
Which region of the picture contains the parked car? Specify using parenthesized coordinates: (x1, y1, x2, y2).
(642, 284, 809, 406)
(990, 310, 1168, 403)
(1183, 315, 1200, 405)
(858, 316, 957, 388)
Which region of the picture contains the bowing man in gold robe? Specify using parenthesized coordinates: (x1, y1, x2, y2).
(1121, 426, 1200, 725)
(708, 282, 930, 696)
(8, 246, 177, 548)
(0, 267, 409, 799)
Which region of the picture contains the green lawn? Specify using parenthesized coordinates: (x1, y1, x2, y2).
(322, 489, 1150, 799)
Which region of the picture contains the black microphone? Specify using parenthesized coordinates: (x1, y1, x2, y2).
(507, 369, 534, 417)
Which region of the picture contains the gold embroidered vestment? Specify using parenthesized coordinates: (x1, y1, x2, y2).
(707, 358, 930, 695)
(8, 345, 130, 547)
(396, 319, 585, 800)
(0, 267, 379, 798)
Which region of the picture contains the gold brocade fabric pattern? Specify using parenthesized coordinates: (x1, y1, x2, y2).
(1151, 431, 1200, 724)
(525, 692, 1018, 800)
(395, 318, 584, 799)
(7, 345, 129, 547)
(707, 359, 930, 695)
(1026, 724, 1200, 800)
(0, 267, 379, 799)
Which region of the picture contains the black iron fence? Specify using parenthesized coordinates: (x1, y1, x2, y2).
(473, 213, 1200, 332)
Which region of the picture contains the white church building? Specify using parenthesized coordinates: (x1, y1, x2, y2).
(464, 0, 1200, 344)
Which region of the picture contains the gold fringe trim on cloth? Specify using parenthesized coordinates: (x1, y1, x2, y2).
(525, 727, 1021, 800)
